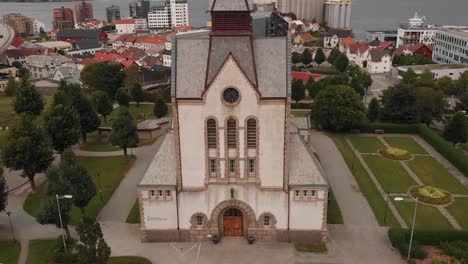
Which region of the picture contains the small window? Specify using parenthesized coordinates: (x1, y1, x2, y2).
(295, 190, 300, 197)
(229, 159, 236, 175)
(263, 215, 271, 226)
(210, 159, 217, 176)
(165, 190, 171, 198)
(303, 190, 308, 197)
(158, 190, 164, 197)
(196, 215, 204, 226)
(150, 190, 155, 197)
(311, 190, 316, 197)
(248, 159, 255, 175)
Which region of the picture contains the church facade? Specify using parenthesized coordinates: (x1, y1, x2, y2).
(138, 0, 329, 243)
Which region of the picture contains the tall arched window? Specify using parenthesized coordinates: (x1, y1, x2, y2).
(207, 118, 217, 149)
(246, 118, 257, 148)
(226, 118, 237, 149)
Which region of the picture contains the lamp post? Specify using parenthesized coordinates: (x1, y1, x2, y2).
(383, 192, 399, 225)
(394, 196, 419, 262)
(6, 211, 16, 242)
(56, 194, 73, 252)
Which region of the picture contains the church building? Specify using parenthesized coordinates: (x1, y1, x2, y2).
(138, 0, 329, 243)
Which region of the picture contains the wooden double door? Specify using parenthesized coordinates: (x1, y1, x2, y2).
(223, 208, 243, 237)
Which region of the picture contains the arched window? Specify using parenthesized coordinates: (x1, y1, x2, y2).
(246, 118, 257, 148)
(207, 118, 217, 149)
(226, 118, 237, 148)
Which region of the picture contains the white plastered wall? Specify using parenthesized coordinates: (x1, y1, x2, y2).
(289, 190, 326, 230)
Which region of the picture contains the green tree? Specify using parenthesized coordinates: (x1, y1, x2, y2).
(401, 68, 418, 86)
(0, 168, 7, 212)
(5, 75, 18, 96)
(367, 98, 380, 122)
(291, 78, 306, 103)
(314, 85, 366, 131)
(436, 76, 455, 95)
(381, 84, 418, 124)
(130, 83, 144, 107)
(360, 72, 373, 94)
(327, 48, 340, 64)
(92, 91, 113, 124)
(415, 69, 436, 88)
(457, 93, 468, 111)
(115, 88, 130, 107)
(75, 95, 100, 143)
(1, 115, 53, 190)
(333, 53, 349, 73)
(415, 86, 445, 125)
(153, 97, 168, 118)
(308, 81, 325, 99)
(123, 64, 142, 89)
(44, 104, 81, 154)
(12, 61, 29, 78)
(314, 48, 326, 67)
(443, 112, 467, 144)
(292, 52, 301, 64)
(81, 63, 124, 98)
(304, 77, 315, 95)
(110, 107, 139, 159)
(77, 217, 111, 264)
(350, 78, 364, 97)
(301, 49, 313, 65)
(13, 80, 44, 116)
(455, 71, 468, 96)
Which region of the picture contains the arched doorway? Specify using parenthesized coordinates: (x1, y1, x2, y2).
(223, 208, 243, 236)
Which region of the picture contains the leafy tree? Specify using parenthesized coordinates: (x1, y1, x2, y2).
(292, 52, 301, 64)
(13, 80, 44, 116)
(115, 88, 130, 107)
(76, 217, 111, 264)
(304, 77, 315, 95)
(415, 69, 436, 88)
(327, 48, 340, 64)
(381, 84, 418, 124)
(455, 71, 468, 96)
(44, 104, 81, 154)
(314, 48, 326, 67)
(443, 112, 467, 144)
(0, 168, 7, 212)
(130, 83, 144, 107)
(153, 97, 168, 118)
(401, 68, 418, 86)
(12, 61, 29, 78)
(75, 95, 100, 143)
(367, 98, 380, 122)
(292, 78, 306, 103)
(124, 64, 142, 89)
(350, 78, 364, 97)
(1, 115, 53, 190)
(301, 49, 313, 66)
(333, 53, 349, 73)
(81, 63, 124, 98)
(92, 91, 113, 124)
(457, 93, 468, 111)
(5, 75, 18, 96)
(395, 54, 435, 66)
(436, 76, 456, 95)
(415, 86, 445, 125)
(110, 107, 139, 159)
(309, 81, 326, 98)
(314, 85, 366, 131)
(360, 72, 373, 93)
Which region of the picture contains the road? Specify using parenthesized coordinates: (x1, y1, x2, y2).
(365, 73, 396, 104)
(0, 21, 15, 55)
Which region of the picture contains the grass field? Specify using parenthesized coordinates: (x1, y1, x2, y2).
(362, 155, 417, 193)
(407, 156, 468, 195)
(348, 136, 385, 153)
(126, 200, 141, 224)
(79, 142, 121, 152)
(291, 110, 311, 117)
(446, 198, 468, 229)
(327, 191, 343, 224)
(383, 137, 428, 154)
(0, 240, 21, 264)
(101, 104, 171, 127)
(393, 202, 453, 230)
(24, 156, 134, 225)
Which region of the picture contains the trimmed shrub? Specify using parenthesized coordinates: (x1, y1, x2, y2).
(359, 122, 420, 134)
(291, 102, 313, 109)
(440, 240, 468, 263)
(379, 147, 412, 160)
(389, 229, 468, 246)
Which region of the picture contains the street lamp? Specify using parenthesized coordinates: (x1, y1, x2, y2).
(6, 211, 16, 242)
(383, 192, 400, 224)
(394, 196, 419, 262)
(56, 194, 73, 252)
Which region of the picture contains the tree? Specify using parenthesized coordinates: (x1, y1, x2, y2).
(327, 48, 340, 64)
(1, 115, 53, 190)
(5, 75, 18, 96)
(333, 53, 349, 73)
(12, 61, 29, 78)
(314, 48, 326, 67)
(415, 69, 436, 88)
(291, 78, 306, 103)
(350, 78, 364, 97)
(77, 217, 111, 264)
(360, 72, 373, 93)
(130, 83, 144, 107)
(380, 84, 419, 124)
(0, 168, 7, 212)
(92, 91, 113, 124)
(44, 104, 81, 154)
(314, 85, 366, 131)
(301, 49, 313, 66)
(115, 88, 130, 107)
(367, 98, 380, 122)
(443, 112, 467, 144)
(415, 86, 445, 125)
(13, 80, 44, 116)
(123, 64, 142, 89)
(110, 107, 139, 159)
(401, 68, 418, 86)
(153, 96, 168, 118)
(81, 63, 124, 98)
(292, 52, 301, 64)
(75, 95, 100, 143)
(309, 81, 326, 99)
(436, 76, 456, 95)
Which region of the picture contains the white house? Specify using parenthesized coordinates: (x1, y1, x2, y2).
(366, 49, 392, 74)
(115, 18, 148, 34)
(324, 29, 352, 49)
(25, 53, 73, 80)
(52, 64, 81, 84)
(138, 0, 329, 243)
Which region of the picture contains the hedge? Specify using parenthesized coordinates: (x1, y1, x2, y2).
(359, 122, 419, 134)
(291, 102, 313, 109)
(388, 228, 468, 246)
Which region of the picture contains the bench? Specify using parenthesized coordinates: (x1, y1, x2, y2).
(374, 129, 385, 134)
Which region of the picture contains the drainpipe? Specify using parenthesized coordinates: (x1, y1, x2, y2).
(176, 188, 180, 240)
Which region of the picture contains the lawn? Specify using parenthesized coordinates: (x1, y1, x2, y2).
(108, 256, 152, 264)
(291, 110, 311, 117)
(126, 200, 141, 224)
(0, 96, 16, 128)
(24, 156, 135, 225)
(446, 198, 468, 230)
(101, 104, 171, 127)
(363, 155, 417, 193)
(294, 243, 327, 253)
(383, 137, 428, 155)
(407, 156, 468, 195)
(329, 134, 400, 227)
(0, 240, 21, 264)
(348, 136, 385, 153)
(393, 201, 453, 230)
(462, 144, 468, 152)
(79, 142, 121, 152)
(327, 191, 343, 224)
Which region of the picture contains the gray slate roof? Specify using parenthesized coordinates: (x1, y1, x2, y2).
(57, 29, 102, 39)
(209, 0, 253, 11)
(325, 29, 352, 38)
(369, 49, 391, 62)
(75, 39, 102, 50)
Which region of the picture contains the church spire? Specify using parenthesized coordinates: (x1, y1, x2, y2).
(210, 0, 253, 34)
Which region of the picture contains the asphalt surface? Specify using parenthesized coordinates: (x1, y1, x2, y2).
(0, 22, 15, 55)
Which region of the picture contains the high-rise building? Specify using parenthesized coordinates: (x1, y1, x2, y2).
(74, 0, 94, 23)
(129, 1, 142, 18)
(2, 13, 34, 36)
(433, 29, 468, 64)
(147, 0, 189, 30)
(323, 0, 352, 29)
(53, 7, 75, 30)
(141, 0, 151, 19)
(106, 5, 121, 23)
(277, 0, 325, 22)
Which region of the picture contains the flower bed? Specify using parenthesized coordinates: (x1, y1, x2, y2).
(410, 186, 453, 205)
(379, 147, 412, 160)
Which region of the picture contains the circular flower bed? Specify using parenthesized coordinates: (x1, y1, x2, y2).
(379, 147, 412, 160)
(409, 186, 453, 205)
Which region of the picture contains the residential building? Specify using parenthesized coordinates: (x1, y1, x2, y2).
(323, 0, 352, 29)
(52, 64, 81, 84)
(112, 34, 167, 50)
(366, 30, 398, 43)
(75, 19, 106, 30)
(106, 5, 121, 23)
(66, 40, 103, 56)
(2, 13, 34, 36)
(57, 29, 108, 43)
(53, 7, 75, 30)
(74, 0, 94, 23)
(324, 29, 351, 48)
(5, 48, 44, 65)
(396, 12, 436, 47)
(138, 0, 329, 243)
(162, 41, 172, 67)
(365, 48, 392, 74)
(0, 64, 17, 91)
(147, 0, 189, 30)
(394, 43, 433, 59)
(277, 0, 325, 22)
(433, 29, 468, 64)
(115, 19, 148, 34)
(36, 41, 73, 51)
(394, 64, 468, 81)
(129, 1, 143, 18)
(25, 53, 73, 80)
(32, 20, 45, 35)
